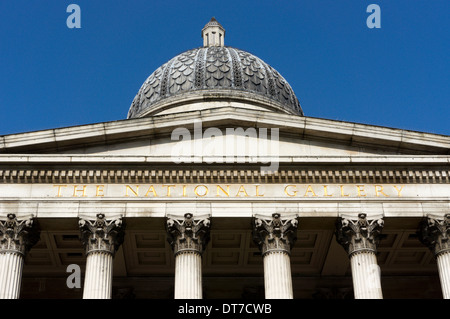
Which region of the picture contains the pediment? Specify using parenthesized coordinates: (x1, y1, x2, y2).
(1, 107, 449, 157)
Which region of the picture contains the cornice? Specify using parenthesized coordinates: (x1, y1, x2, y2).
(1, 107, 449, 154)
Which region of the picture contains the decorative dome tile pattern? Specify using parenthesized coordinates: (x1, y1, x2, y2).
(128, 46, 303, 118)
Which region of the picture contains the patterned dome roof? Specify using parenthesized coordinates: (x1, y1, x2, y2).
(127, 19, 303, 118)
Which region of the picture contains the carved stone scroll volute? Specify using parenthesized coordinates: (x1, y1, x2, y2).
(0, 214, 40, 256)
(79, 213, 125, 257)
(252, 213, 298, 256)
(418, 214, 450, 257)
(166, 213, 211, 256)
(335, 213, 384, 256)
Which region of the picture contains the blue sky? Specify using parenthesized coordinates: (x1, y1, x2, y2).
(0, 1, 449, 136)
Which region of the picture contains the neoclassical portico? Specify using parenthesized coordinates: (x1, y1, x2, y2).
(0, 18, 449, 299)
(2, 210, 450, 299)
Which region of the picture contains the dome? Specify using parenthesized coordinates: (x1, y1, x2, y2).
(127, 19, 303, 118)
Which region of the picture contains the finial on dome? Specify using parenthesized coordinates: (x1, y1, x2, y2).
(202, 17, 225, 47)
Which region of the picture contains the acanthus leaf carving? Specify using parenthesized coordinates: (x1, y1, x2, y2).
(79, 213, 125, 256)
(166, 213, 211, 256)
(418, 214, 450, 257)
(0, 213, 40, 256)
(252, 213, 298, 256)
(335, 213, 384, 256)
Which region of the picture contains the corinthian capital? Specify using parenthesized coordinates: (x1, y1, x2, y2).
(418, 214, 450, 257)
(0, 214, 40, 255)
(79, 213, 125, 256)
(336, 213, 384, 256)
(252, 213, 298, 256)
(166, 213, 211, 256)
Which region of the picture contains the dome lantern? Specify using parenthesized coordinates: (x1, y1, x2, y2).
(202, 17, 225, 47)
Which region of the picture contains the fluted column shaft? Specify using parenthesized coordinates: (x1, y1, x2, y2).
(79, 213, 124, 299)
(252, 213, 298, 299)
(437, 251, 450, 299)
(263, 251, 293, 299)
(418, 214, 450, 299)
(0, 252, 23, 299)
(350, 251, 382, 299)
(174, 251, 203, 299)
(336, 213, 384, 299)
(0, 214, 39, 299)
(166, 213, 211, 299)
(83, 252, 113, 299)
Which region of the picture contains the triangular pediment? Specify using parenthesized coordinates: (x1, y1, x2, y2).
(1, 107, 449, 157)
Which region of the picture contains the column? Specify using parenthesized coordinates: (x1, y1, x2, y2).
(418, 214, 450, 299)
(252, 213, 298, 299)
(0, 213, 40, 299)
(335, 213, 384, 299)
(166, 213, 211, 299)
(79, 213, 124, 299)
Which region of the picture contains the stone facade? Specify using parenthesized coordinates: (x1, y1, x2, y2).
(0, 18, 449, 299)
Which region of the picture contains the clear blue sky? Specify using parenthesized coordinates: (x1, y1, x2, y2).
(0, 1, 449, 136)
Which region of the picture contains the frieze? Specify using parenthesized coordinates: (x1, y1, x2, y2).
(0, 183, 430, 199)
(0, 182, 447, 200)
